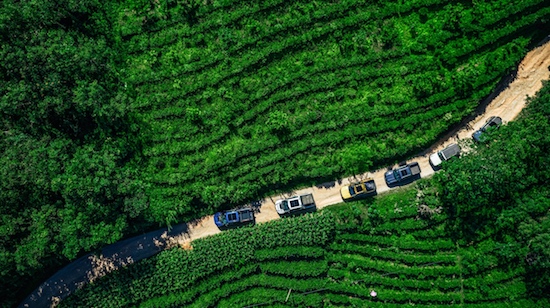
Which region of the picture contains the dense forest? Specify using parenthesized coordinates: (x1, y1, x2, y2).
(0, 0, 147, 304)
(1, 0, 549, 306)
(60, 81, 550, 306)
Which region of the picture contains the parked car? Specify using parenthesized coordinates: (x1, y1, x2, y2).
(275, 194, 315, 215)
(385, 162, 421, 186)
(429, 143, 461, 167)
(214, 208, 255, 228)
(472, 116, 502, 142)
(340, 178, 377, 201)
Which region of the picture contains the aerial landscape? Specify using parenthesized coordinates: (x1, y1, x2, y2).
(1, 0, 549, 307)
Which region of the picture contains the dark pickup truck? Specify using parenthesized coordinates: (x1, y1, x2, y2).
(214, 208, 255, 228)
(385, 162, 421, 186)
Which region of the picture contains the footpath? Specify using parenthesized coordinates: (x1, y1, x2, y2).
(20, 37, 550, 308)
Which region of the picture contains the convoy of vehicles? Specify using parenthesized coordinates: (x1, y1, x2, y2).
(340, 178, 377, 201)
(215, 115, 502, 227)
(429, 143, 461, 167)
(275, 194, 316, 215)
(214, 208, 255, 228)
(385, 162, 421, 186)
(472, 116, 502, 142)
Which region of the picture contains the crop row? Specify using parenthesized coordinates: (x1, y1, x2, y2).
(129, 0, 473, 106)
(328, 268, 461, 291)
(126, 0, 447, 65)
(140, 32, 524, 165)
(323, 292, 454, 307)
(328, 253, 461, 278)
(217, 286, 326, 308)
(144, 49, 429, 122)
(146, 34, 520, 164)
(147, 93, 472, 184)
(463, 267, 526, 290)
(140, 263, 260, 308)
(217, 288, 292, 308)
(463, 279, 527, 302)
(406, 223, 447, 240)
(328, 284, 462, 304)
(329, 242, 457, 266)
(182, 274, 327, 308)
(127, 4, 383, 89)
(127, 0, 365, 80)
(442, 7, 550, 64)
(118, 0, 263, 38)
(254, 246, 325, 262)
(335, 233, 455, 252)
(123, 0, 289, 47)
(260, 260, 328, 278)
(469, 0, 547, 29)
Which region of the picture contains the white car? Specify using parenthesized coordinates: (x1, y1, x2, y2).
(429, 143, 461, 167)
(275, 194, 315, 215)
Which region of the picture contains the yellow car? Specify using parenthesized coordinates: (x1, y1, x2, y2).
(340, 178, 377, 201)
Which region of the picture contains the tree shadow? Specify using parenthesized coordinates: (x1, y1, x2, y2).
(316, 180, 337, 189)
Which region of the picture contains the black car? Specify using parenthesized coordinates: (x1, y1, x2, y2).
(472, 116, 502, 142)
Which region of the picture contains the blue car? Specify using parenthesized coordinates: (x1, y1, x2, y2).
(214, 208, 255, 228)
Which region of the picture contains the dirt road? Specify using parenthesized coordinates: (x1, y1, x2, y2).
(20, 37, 550, 308)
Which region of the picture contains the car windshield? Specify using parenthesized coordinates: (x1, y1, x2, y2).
(280, 201, 289, 210)
(393, 170, 401, 180)
(365, 181, 375, 190)
(348, 186, 355, 196)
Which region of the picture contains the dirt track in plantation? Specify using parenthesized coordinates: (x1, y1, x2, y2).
(20, 37, 550, 307)
(173, 37, 550, 246)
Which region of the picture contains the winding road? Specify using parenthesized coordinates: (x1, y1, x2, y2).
(20, 37, 550, 308)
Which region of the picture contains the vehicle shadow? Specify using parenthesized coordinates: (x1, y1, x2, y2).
(277, 205, 318, 217)
(316, 180, 338, 189)
(429, 163, 442, 172)
(341, 191, 378, 203)
(216, 220, 256, 231)
(385, 174, 422, 188)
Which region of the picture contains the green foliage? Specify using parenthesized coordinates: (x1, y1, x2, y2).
(434, 81, 550, 298)
(0, 0, 146, 304)
(3, 0, 550, 306)
(132, 0, 549, 225)
(60, 212, 335, 307)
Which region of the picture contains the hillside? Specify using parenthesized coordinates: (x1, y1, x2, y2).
(1, 0, 550, 306)
(60, 80, 550, 306)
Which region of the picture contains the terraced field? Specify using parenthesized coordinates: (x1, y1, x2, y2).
(60, 188, 540, 307)
(114, 0, 550, 222)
